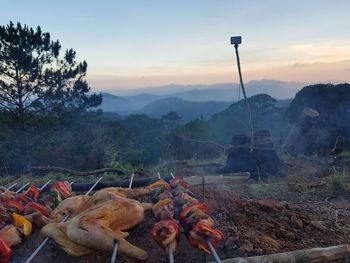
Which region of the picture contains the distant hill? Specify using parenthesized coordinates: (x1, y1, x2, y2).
(97, 80, 304, 121)
(110, 79, 305, 101)
(136, 97, 231, 122)
(209, 94, 292, 144)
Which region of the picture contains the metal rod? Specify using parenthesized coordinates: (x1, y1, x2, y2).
(24, 238, 50, 263)
(110, 173, 135, 263)
(168, 245, 174, 263)
(24, 177, 103, 263)
(170, 172, 175, 179)
(128, 173, 135, 189)
(85, 177, 103, 195)
(40, 180, 51, 191)
(7, 183, 17, 190)
(15, 182, 30, 194)
(206, 240, 221, 263)
(233, 44, 254, 152)
(157, 172, 161, 179)
(110, 240, 119, 263)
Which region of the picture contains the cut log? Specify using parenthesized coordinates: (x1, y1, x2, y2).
(16, 174, 250, 193)
(27, 166, 124, 176)
(183, 173, 250, 186)
(221, 130, 281, 179)
(219, 244, 350, 263)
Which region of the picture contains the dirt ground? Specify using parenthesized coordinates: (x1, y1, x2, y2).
(9, 155, 350, 262)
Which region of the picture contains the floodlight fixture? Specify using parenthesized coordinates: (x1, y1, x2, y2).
(230, 36, 242, 46)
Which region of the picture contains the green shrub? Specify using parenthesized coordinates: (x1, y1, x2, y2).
(329, 167, 347, 192)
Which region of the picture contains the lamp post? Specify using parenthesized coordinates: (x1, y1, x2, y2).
(231, 36, 254, 152)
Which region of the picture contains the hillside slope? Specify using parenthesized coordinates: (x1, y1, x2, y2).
(137, 97, 231, 122)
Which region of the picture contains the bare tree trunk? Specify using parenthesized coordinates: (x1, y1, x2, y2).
(16, 68, 29, 172)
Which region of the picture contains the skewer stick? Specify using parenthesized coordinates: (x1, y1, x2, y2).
(157, 172, 161, 180)
(170, 172, 175, 179)
(15, 182, 30, 194)
(7, 183, 17, 190)
(110, 240, 119, 263)
(168, 245, 174, 263)
(110, 173, 135, 263)
(24, 177, 103, 263)
(85, 177, 103, 195)
(128, 173, 135, 189)
(40, 180, 51, 191)
(206, 239, 221, 263)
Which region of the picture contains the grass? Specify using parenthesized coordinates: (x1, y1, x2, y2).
(341, 151, 350, 165)
(328, 167, 348, 192)
(249, 180, 289, 199)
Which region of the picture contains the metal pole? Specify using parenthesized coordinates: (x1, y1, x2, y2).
(40, 180, 51, 191)
(110, 240, 119, 263)
(233, 44, 254, 152)
(24, 177, 103, 263)
(7, 183, 17, 190)
(15, 182, 30, 194)
(128, 173, 135, 189)
(110, 173, 135, 263)
(85, 177, 102, 195)
(206, 239, 222, 263)
(168, 245, 174, 263)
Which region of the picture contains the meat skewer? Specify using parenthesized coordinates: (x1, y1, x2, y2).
(24, 178, 102, 263)
(170, 176, 223, 263)
(168, 171, 175, 263)
(150, 172, 176, 263)
(110, 173, 135, 263)
(0, 180, 70, 263)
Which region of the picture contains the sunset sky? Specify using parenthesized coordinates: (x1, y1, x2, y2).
(2, 0, 350, 91)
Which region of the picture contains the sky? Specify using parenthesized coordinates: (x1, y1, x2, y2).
(1, 0, 350, 92)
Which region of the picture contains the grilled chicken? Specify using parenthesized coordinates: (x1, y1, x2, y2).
(0, 190, 15, 202)
(0, 225, 21, 247)
(42, 187, 151, 260)
(50, 196, 90, 222)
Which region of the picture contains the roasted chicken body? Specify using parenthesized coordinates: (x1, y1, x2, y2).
(42, 187, 151, 260)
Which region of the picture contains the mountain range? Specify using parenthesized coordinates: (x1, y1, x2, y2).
(97, 79, 304, 121)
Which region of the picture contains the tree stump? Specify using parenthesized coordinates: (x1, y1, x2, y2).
(220, 130, 280, 179)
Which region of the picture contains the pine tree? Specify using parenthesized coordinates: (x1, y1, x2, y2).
(0, 22, 102, 171)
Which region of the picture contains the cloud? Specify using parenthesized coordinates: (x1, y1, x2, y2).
(291, 61, 324, 67)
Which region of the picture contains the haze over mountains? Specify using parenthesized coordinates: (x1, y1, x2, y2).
(98, 79, 305, 121)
